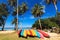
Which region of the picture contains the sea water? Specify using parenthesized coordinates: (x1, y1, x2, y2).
(0, 27, 31, 30)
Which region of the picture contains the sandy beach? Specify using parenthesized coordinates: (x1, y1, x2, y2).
(0, 31, 60, 40)
(0, 30, 15, 34)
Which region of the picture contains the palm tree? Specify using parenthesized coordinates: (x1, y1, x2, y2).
(46, 0, 58, 16)
(0, 3, 9, 31)
(8, 0, 19, 31)
(8, 0, 28, 31)
(0, 17, 3, 27)
(12, 17, 17, 30)
(32, 4, 44, 30)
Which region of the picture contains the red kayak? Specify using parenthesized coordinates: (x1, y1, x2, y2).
(38, 30, 50, 38)
(17, 30, 21, 35)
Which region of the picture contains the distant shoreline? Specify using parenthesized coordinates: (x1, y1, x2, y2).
(0, 27, 31, 30)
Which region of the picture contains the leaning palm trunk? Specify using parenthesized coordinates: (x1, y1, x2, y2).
(54, 4, 58, 17)
(38, 17, 42, 30)
(52, 0, 58, 17)
(54, 3, 58, 33)
(2, 20, 6, 31)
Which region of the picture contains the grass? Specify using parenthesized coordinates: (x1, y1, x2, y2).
(0, 32, 60, 40)
(0, 32, 40, 40)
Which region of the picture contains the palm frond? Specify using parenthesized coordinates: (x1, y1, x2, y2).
(32, 4, 44, 17)
(46, 0, 51, 4)
(52, 0, 57, 4)
(12, 17, 17, 25)
(8, 0, 17, 6)
(21, 2, 28, 13)
(46, 0, 57, 4)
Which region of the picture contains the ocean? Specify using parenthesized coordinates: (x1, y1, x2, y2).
(0, 27, 31, 30)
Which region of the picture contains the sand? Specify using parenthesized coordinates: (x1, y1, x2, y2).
(0, 30, 15, 34)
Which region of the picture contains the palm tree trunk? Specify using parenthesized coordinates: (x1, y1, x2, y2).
(14, 24, 16, 30)
(54, 4, 58, 17)
(54, 4, 59, 33)
(14, 24, 18, 31)
(16, 0, 18, 31)
(14, 27, 16, 30)
(2, 25, 4, 31)
(38, 17, 42, 30)
(14, 23, 18, 31)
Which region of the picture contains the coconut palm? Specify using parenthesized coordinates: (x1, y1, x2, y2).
(11, 6, 19, 31)
(32, 4, 44, 30)
(8, 0, 28, 31)
(0, 3, 9, 31)
(0, 17, 3, 26)
(12, 17, 18, 30)
(9, 1, 27, 30)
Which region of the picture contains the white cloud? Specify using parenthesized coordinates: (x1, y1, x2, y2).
(40, 0, 44, 4)
(24, 25, 32, 27)
(43, 5, 45, 12)
(19, 16, 35, 20)
(19, 24, 32, 28)
(30, 16, 35, 19)
(43, 9, 45, 13)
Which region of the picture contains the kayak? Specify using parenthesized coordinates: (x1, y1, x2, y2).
(24, 30, 27, 37)
(34, 30, 40, 38)
(17, 30, 21, 35)
(29, 29, 36, 36)
(38, 30, 50, 38)
(39, 32, 44, 39)
(18, 29, 50, 39)
(26, 30, 30, 35)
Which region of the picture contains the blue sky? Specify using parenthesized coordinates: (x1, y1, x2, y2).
(0, 0, 60, 28)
